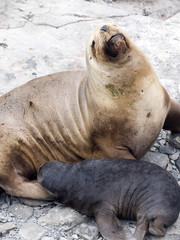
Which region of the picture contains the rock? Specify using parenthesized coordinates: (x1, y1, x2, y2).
(9, 230, 17, 236)
(158, 139, 166, 146)
(150, 146, 157, 152)
(159, 144, 176, 155)
(161, 131, 167, 139)
(9, 203, 33, 220)
(141, 152, 169, 169)
(0, 222, 16, 233)
(166, 163, 173, 172)
(19, 222, 46, 240)
(172, 165, 177, 170)
(38, 206, 86, 230)
(175, 158, 180, 172)
(153, 142, 160, 148)
(72, 234, 79, 239)
(127, 221, 136, 234)
(169, 152, 180, 161)
(19, 198, 53, 207)
(1, 203, 8, 209)
(170, 160, 176, 165)
(74, 222, 99, 240)
(170, 170, 180, 181)
(168, 133, 180, 149)
(0, 213, 8, 223)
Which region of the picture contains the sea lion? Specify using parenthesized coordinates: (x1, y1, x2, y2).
(0, 23, 180, 199)
(38, 158, 180, 240)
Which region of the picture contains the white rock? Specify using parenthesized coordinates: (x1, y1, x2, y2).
(19, 222, 46, 240)
(166, 163, 173, 172)
(0, 222, 16, 233)
(74, 222, 99, 240)
(9, 203, 33, 220)
(38, 206, 86, 230)
(169, 152, 180, 161)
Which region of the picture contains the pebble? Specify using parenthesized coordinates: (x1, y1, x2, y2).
(153, 142, 160, 148)
(175, 158, 180, 172)
(158, 139, 166, 146)
(170, 160, 175, 165)
(168, 133, 180, 149)
(170, 170, 180, 181)
(169, 152, 180, 161)
(159, 144, 176, 155)
(74, 222, 99, 240)
(161, 131, 167, 139)
(150, 146, 156, 152)
(9, 230, 17, 236)
(166, 163, 173, 172)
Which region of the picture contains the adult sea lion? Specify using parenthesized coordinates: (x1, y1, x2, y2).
(0, 23, 180, 199)
(38, 158, 180, 240)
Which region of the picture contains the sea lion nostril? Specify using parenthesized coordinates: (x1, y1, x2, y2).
(100, 25, 108, 32)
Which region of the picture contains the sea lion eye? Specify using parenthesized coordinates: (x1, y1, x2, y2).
(91, 40, 96, 58)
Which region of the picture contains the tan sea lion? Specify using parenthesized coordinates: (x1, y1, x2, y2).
(0, 23, 180, 199)
(38, 158, 180, 240)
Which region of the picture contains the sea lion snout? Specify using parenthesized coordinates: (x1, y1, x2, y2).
(105, 33, 129, 58)
(88, 24, 130, 62)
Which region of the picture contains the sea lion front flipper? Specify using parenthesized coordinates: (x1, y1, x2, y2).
(133, 216, 148, 240)
(94, 206, 137, 240)
(163, 98, 180, 132)
(1, 174, 52, 200)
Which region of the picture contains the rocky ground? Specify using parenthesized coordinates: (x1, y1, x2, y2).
(0, 0, 180, 240)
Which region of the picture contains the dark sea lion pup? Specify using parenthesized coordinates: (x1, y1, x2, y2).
(38, 159, 180, 240)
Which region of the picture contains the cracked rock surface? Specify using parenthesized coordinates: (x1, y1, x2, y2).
(0, 0, 180, 239)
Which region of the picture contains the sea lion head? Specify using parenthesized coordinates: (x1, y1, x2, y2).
(147, 207, 180, 237)
(87, 23, 130, 64)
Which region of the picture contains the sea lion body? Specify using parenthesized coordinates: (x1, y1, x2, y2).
(38, 159, 180, 240)
(0, 24, 180, 198)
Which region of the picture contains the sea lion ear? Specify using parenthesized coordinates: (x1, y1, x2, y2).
(105, 33, 129, 58)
